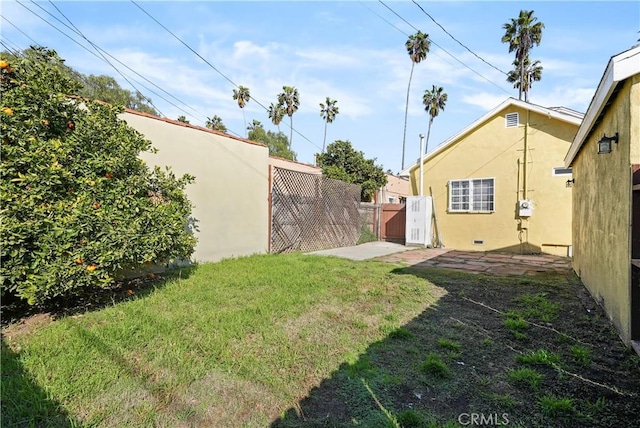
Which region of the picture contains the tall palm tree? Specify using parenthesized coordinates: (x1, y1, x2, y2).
(402, 30, 430, 170)
(422, 85, 447, 155)
(319, 97, 339, 153)
(205, 115, 227, 133)
(267, 102, 285, 132)
(232, 85, 251, 137)
(507, 57, 542, 102)
(501, 10, 544, 101)
(277, 86, 299, 148)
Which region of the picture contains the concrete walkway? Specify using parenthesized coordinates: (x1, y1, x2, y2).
(308, 242, 572, 276)
(307, 241, 413, 261)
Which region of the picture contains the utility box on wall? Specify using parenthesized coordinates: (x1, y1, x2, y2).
(518, 199, 533, 217)
(405, 196, 433, 246)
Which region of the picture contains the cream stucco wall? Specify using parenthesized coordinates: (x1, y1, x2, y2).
(571, 76, 639, 343)
(121, 112, 270, 263)
(410, 105, 578, 255)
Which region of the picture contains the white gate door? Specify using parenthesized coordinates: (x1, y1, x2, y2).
(405, 196, 433, 246)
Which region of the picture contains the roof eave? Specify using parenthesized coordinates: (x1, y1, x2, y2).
(565, 45, 640, 167)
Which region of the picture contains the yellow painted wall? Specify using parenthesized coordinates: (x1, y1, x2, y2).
(411, 105, 578, 255)
(122, 112, 270, 263)
(571, 76, 639, 343)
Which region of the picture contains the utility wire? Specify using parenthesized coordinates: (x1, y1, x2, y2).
(377, 0, 512, 96)
(47, 0, 166, 118)
(411, 0, 508, 75)
(12, 1, 215, 129)
(130, 0, 323, 151)
(1, 15, 40, 46)
(29, 0, 208, 123)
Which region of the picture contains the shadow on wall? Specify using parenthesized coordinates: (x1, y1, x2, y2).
(1, 339, 77, 427)
(271, 267, 639, 427)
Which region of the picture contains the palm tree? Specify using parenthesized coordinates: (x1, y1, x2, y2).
(501, 10, 544, 101)
(267, 102, 285, 132)
(176, 115, 189, 124)
(422, 85, 447, 155)
(402, 30, 430, 170)
(277, 86, 299, 148)
(205, 115, 227, 133)
(319, 97, 339, 153)
(232, 85, 251, 137)
(507, 57, 542, 102)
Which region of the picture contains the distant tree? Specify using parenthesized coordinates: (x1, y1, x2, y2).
(277, 86, 300, 149)
(247, 119, 296, 160)
(176, 115, 190, 124)
(319, 97, 339, 154)
(507, 57, 542, 102)
(232, 85, 251, 137)
(267, 102, 285, 132)
(402, 31, 430, 170)
(205, 115, 227, 133)
(422, 85, 448, 155)
(2, 47, 159, 115)
(501, 10, 544, 101)
(316, 140, 387, 202)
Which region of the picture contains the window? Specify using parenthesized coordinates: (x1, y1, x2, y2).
(505, 112, 519, 128)
(449, 178, 495, 213)
(552, 167, 572, 176)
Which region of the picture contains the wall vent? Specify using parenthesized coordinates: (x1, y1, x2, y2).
(472, 239, 485, 245)
(505, 112, 519, 128)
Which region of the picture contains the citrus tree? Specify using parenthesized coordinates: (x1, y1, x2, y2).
(0, 48, 196, 305)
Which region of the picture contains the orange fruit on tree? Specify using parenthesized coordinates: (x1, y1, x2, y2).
(86, 264, 97, 272)
(2, 107, 13, 115)
(75, 258, 83, 265)
(93, 202, 100, 209)
(0, 59, 8, 69)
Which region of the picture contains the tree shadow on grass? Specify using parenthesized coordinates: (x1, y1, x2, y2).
(272, 266, 640, 428)
(1, 265, 198, 329)
(1, 338, 78, 428)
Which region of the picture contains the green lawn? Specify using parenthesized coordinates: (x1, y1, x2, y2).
(2, 253, 639, 427)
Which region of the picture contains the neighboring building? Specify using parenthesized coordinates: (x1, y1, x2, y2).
(402, 98, 583, 255)
(564, 45, 640, 349)
(121, 110, 270, 263)
(377, 174, 410, 204)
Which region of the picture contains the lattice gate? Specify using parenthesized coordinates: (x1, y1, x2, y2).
(270, 167, 362, 253)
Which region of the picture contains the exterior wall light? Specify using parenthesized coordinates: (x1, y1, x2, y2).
(597, 132, 618, 154)
(566, 178, 575, 188)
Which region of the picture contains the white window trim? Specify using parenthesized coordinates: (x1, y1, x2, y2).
(505, 112, 519, 128)
(552, 167, 573, 176)
(448, 177, 496, 213)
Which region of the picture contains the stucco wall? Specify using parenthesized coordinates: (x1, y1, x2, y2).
(411, 105, 577, 254)
(571, 77, 637, 343)
(121, 112, 270, 263)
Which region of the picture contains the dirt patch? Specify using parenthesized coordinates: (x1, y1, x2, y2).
(274, 267, 640, 427)
(2, 313, 53, 343)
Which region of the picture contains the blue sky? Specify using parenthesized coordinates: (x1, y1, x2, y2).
(2, 1, 639, 173)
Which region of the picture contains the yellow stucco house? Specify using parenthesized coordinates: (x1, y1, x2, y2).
(564, 45, 640, 350)
(403, 98, 583, 255)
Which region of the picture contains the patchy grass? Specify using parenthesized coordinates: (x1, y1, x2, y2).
(3, 254, 640, 427)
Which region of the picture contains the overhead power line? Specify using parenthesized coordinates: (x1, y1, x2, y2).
(130, 0, 323, 151)
(376, 0, 512, 96)
(11, 1, 215, 128)
(411, 0, 508, 76)
(47, 0, 166, 118)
